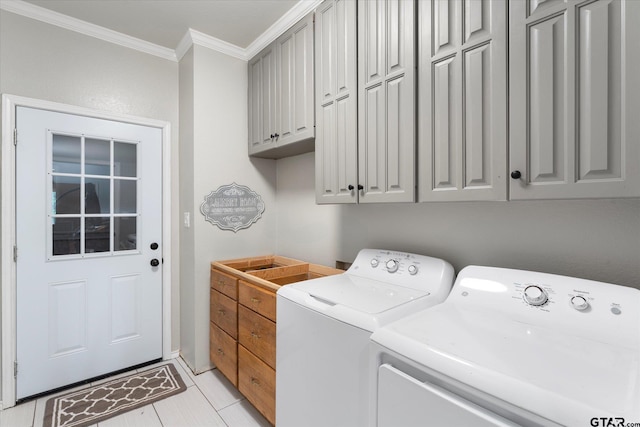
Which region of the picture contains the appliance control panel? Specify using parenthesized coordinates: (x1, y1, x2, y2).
(347, 249, 454, 294)
(450, 266, 640, 344)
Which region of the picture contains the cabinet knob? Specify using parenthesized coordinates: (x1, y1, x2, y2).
(511, 170, 522, 180)
(357, 184, 364, 190)
(270, 134, 274, 139)
(348, 185, 354, 191)
(150, 258, 160, 267)
(274, 133, 279, 138)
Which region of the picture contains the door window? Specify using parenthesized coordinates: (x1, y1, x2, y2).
(49, 132, 139, 259)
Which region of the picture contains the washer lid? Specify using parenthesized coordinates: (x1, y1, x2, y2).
(279, 274, 427, 313)
(277, 274, 444, 331)
(372, 303, 640, 426)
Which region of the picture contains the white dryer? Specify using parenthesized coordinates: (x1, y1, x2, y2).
(370, 266, 640, 426)
(276, 249, 454, 427)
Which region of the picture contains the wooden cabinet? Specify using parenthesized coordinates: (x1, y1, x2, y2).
(209, 322, 238, 387)
(209, 269, 238, 387)
(210, 289, 237, 339)
(210, 268, 238, 300)
(248, 13, 315, 159)
(509, 0, 640, 199)
(238, 345, 276, 425)
(314, 0, 359, 204)
(418, 0, 507, 202)
(238, 305, 276, 368)
(238, 279, 277, 321)
(210, 256, 343, 425)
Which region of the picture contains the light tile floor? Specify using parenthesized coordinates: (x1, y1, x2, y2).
(0, 357, 271, 427)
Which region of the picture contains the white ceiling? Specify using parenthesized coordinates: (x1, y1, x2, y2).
(19, 0, 301, 50)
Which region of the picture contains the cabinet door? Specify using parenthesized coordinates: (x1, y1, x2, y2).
(248, 44, 277, 155)
(509, 0, 640, 199)
(418, 0, 507, 202)
(358, 0, 416, 203)
(277, 13, 315, 147)
(315, 0, 358, 204)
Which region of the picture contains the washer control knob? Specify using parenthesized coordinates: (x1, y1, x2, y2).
(370, 259, 379, 268)
(386, 259, 399, 273)
(570, 295, 589, 311)
(523, 285, 548, 306)
(408, 265, 418, 275)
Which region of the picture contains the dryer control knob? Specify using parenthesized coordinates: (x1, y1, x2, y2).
(408, 265, 418, 275)
(523, 285, 548, 306)
(370, 259, 379, 268)
(386, 259, 399, 273)
(570, 295, 589, 311)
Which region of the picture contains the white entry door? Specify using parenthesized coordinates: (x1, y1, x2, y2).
(15, 107, 163, 399)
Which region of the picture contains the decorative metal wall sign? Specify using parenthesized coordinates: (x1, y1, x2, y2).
(200, 183, 265, 232)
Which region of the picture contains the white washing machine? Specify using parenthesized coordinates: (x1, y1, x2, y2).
(370, 266, 640, 426)
(276, 249, 454, 427)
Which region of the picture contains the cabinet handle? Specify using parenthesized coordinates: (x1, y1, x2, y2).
(348, 185, 354, 191)
(511, 170, 522, 180)
(250, 297, 261, 303)
(251, 377, 260, 387)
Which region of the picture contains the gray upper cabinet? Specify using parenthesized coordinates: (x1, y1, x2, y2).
(357, 0, 416, 203)
(248, 44, 277, 154)
(509, 0, 640, 199)
(418, 0, 507, 202)
(248, 13, 315, 159)
(315, 0, 358, 204)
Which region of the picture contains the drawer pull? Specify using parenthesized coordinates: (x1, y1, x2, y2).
(218, 280, 225, 285)
(251, 377, 260, 387)
(217, 309, 226, 316)
(217, 348, 224, 355)
(250, 297, 261, 303)
(250, 331, 261, 339)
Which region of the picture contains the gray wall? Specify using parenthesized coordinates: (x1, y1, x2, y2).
(276, 153, 640, 289)
(179, 44, 277, 374)
(0, 10, 181, 400)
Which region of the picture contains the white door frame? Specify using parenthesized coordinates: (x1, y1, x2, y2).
(1, 94, 173, 409)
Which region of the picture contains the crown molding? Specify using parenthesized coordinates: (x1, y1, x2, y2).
(1, 0, 324, 63)
(0, 0, 177, 62)
(245, 0, 323, 59)
(176, 29, 246, 62)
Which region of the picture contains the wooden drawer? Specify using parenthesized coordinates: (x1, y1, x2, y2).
(211, 268, 238, 300)
(209, 322, 237, 387)
(238, 345, 275, 425)
(238, 280, 276, 321)
(210, 289, 238, 339)
(238, 305, 276, 368)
